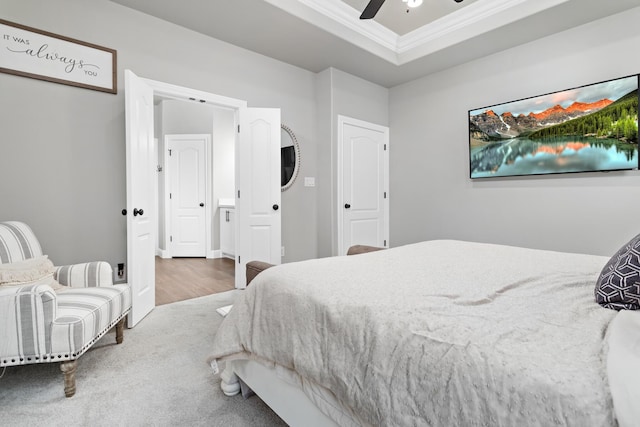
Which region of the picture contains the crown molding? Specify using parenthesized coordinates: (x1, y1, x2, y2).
(296, 0, 399, 50)
(264, 0, 400, 62)
(264, 0, 570, 66)
(397, 0, 569, 63)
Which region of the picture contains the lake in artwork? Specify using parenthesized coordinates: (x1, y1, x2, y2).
(468, 75, 639, 179)
(470, 135, 637, 178)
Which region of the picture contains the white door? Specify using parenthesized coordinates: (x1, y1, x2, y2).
(124, 70, 156, 327)
(236, 108, 281, 288)
(338, 115, 389, 255)
(167, 135, 208, 257)
(124, 74, 281, 293)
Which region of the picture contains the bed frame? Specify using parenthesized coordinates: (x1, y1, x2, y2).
(220, 246, 384, 425)
(221, 360, 339, 426)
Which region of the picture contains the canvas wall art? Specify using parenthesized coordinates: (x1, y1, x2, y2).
(469, 75, 638, 179)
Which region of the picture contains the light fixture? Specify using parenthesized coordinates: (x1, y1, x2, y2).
(402, 0, 423, 7)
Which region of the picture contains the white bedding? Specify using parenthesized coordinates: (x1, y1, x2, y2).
(607, 309, 640, 427)
(211, 240, 620, 426)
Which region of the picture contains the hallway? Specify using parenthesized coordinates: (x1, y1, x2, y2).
(155, 257, 235, 305)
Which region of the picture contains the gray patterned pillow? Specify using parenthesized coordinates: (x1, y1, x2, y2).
(595, 233, 640, 310)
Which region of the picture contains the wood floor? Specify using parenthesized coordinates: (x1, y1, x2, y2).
(155, 257, 235, 305)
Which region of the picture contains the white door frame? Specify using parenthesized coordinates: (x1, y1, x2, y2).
(128, 74, 281, 292)
(336, 115, 390, 255)
(134, 75, 247, 287)
(163, 134, 211, 259)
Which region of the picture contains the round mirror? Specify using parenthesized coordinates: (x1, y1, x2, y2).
(281, 124, 300, 192)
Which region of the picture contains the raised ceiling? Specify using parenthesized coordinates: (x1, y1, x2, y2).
(110, 0, 640, 87)
(339, 0, 480, 35)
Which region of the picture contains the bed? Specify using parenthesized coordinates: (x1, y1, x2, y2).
(210, 239, 640, 426)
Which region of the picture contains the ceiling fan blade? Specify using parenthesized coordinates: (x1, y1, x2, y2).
(360, 0, 386, 19)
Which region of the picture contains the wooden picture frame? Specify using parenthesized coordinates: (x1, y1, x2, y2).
(0, 19, 117, 94)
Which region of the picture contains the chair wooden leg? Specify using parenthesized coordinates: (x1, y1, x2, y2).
(60, 360, 77, 398)
(115, 317, 125, 344)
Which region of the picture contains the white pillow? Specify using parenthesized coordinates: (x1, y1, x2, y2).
(0, 255, 65, 291)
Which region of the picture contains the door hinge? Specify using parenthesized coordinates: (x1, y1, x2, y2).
(384, 144, 387, 151)
(238, 256, 241, 264)
(170, 236, 173, 242)
(168, 149, 172, 156)
(384, 239, 387, 247)
(384, 192, 387, 198)
(169, 193, 172, 199)
(237, 125, 240, 133)
(237, 190, 240, 198)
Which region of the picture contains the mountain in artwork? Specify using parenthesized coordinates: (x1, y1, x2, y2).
(470, 98, 613, 140)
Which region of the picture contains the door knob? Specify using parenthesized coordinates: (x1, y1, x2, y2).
(121, 209, 127, 216)
(272, 204, 279, 211)
(199, 203, 204, 207)
(344, 203, 351, 209)
(133, 208, 144, 217)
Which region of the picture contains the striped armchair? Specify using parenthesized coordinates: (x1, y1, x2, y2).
(0, 221, 131, 397)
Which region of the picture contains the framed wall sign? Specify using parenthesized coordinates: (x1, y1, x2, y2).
(0, 19, 117, 94)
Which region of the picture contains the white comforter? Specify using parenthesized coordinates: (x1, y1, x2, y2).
(211, 240, 619, 426)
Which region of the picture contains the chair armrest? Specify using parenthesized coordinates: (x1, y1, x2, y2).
(346, 245, 385, 256)
(55, 262, 113, 288)
(246, 261, 275, 286)
(0, 284, 57, 365)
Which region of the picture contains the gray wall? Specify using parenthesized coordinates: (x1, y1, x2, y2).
(0, 0, 318, 269)
(389, 7, 640, 256)
(3, 0, 636, 272)
(316, 68, 389, 257)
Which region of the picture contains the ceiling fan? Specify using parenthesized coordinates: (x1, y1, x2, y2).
(360, 0, 464, 20)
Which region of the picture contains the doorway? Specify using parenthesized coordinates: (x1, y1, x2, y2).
(125, 70, 282, 326)
(154, 100, 236, 306)
(155, 100, 236, 260)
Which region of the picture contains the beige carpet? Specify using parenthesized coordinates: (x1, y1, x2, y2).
(0, 290, 287, 426)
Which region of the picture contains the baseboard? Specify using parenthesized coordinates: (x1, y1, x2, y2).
(211, 250, 235, 260)
(157, 248, 171, 259)
(158, 248, 217, 259)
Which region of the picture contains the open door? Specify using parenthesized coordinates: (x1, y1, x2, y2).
(124, 70, 156, 327)
(124, 72, 281, 297)
(236, 108, 282, 288)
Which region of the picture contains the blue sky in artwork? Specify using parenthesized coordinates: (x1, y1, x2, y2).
(469, 75, 638, 117)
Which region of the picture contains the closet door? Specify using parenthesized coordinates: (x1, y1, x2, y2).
(337, 115, 389, 255)
(167, 134, 208, 257)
